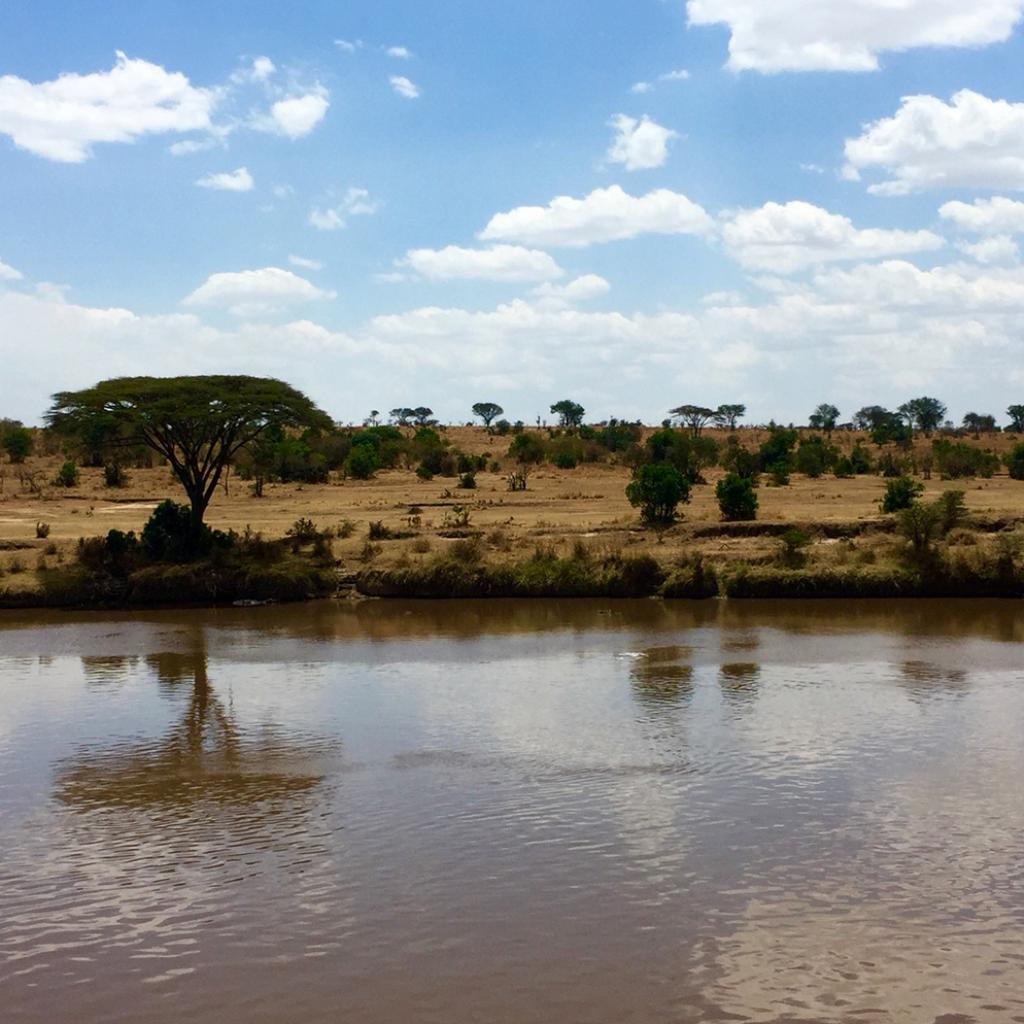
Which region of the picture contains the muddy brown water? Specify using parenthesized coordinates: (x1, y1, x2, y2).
(1, 599, 1023, 1023)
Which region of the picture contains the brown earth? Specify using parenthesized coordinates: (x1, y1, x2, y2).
(2, 427, 1022, 592)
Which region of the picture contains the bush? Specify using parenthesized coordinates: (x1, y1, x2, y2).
(458, 472, 477, 489)
(344, 444, 380, 480)
(35, 521, 51, 539)
(848, 444, 873, 474)
(626, 464, 690, 524)
(880, 476, 923, 513)
(2, 427, 32, 463)
(553, 451, 577, 469)
(932, 439, 1000, 479)
(716, 473, 759, 521)
(53, 461, 79, 488)
(286, 517, 320, 543)
(720, 439, 760, 481)
(140, 501, 222, 562)
(1006, 443, 1024, 480)
(103, 463, 128, 488)
(794, 435, 837, 478)
(758, 427, 797, 474)
(509, 432, 546, 464)
(646, 429, 719, 483)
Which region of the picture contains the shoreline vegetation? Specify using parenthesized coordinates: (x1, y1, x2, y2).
(3, 381, 1024, 608)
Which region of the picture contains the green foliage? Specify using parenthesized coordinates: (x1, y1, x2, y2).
(509, 432, 546, 464)
(880, 476, 923, 513)
(711, 404, 746, 430)
(645, 428, 719, 483)
(780, 528, 811, 565)
(472, 402, 504, 426)
(550, 399, 585, 428)
(848, 443, 873, 474)
(626, 463, 690, 524)
(794, 435, 838, 478)
(809, 403, 840, 431)
(869, 415, 912, 447)
(458, 471, 477, 489)
(931, 439, 1000, 479)
(757, 427, 797, 473)
(962, 412, 998, 434)
(53, 460, 79, 488)
(1007, 405, 1024, 433)
(898, 396, 946, 433)
(669, 404, 715, 435)
(832, 456, 854, 478)
(286, 518, 320, 543)
(720, 437, 760, 481)
(493, 418, 512, 436)
(2, 426, 32, 463)
(1005, 442, 1024, 480)
(140, 501, 223, 562)
(344, 444, 381, 480)
(716, 472, 759, 521)
(553, 451, 577, 469)
(595, 418, 643, 452)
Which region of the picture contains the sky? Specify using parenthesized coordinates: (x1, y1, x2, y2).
(1, 0, 1023, 426)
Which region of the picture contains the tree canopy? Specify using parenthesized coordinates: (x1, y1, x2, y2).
(47, 376, 331, 535)
(669, 405, 715, 435)
(1007, 405, 1024, 433)
(898, 396, 947, 434)
(550, 399, 585, 427)
(472, 402, 504, 427)
(809, 403, 840, 432)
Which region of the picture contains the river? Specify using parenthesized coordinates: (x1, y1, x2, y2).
(2, 599, 1023, 1023)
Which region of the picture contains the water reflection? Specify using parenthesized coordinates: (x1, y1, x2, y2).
(718, 662, 761, 704)
(56, 633, 336, 817)
(629, 646, 695, 708)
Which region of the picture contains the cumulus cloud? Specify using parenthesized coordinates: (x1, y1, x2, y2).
(531, 274, 611, 309)
(0, 259, 23, 281)
(480, 185, 714, 247)
(195, 166, 254, 192)
(255, 86, 330, 138)
(0, 51, 213, 162)
(721, 200, 945, 273)
(939, 196, 1024, 235)
(389, 76, 420, 99)
(334, 39, 363, 53)
(687, 0, 1024, 72)
(386, 46, 412, 59)
(957, 236, 1020, 265)
(629, 69, 690, 95)
(182, 267, 335, 316)
(231, 56, 276, 83)
(308, 187, 380, 231)
(843, 90, 1024, 195)
(402, 245, 565, 282)
(288, 254, 323, 270)
(606, 114, 678, 171)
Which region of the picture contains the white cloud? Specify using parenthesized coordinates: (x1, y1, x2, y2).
(334, 39, 363, 53)
(308, 187, 380, 231)
(0, 51, 213, 162)
(957, 236, 1020, 265)
(182, 267, 335, 316)
(0, 259, 23, 282)
(480, 185, 715, 247)
(288, 254, 323, 270)
(720, 200, 945, 273)
(631, 81, 653, 94)
(256, 86, 329, 138)
(194, 166, 254, 192)
(660, 69, 691, 82)
(169, 136, 220, 156)
(531, 274, 611, 309)
(843, 90, 1024, 195)
(389, 76, 420, 99)
(687, 0, 1024, 72)
(939, 196, 1024, 234)
(250, 56, 276, 81)
(386, 46, 412, 59)
(402, 245, 565, 282)
(606, 114, 678, 171)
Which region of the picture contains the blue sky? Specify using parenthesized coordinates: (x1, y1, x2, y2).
(2, 0, 1024, 425)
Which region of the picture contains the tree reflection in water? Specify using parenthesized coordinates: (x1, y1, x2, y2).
(56, 630, 337, 820)
(629, 646, 695, 708)
(718, 662, 761, 705)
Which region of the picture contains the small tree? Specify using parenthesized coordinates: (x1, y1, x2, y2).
(809, 403, 840, 432)
(550, 399, 585, 428)
(880, 476, 924, 513)
(716, 473, 758, 521)
(626, 464, 690, 525)
(712, 404, 746, 430)
(53, 460, 79, 488)
(2, 427, 32, 464)
(669, 404, 715, 435)
(898, 396, 947, 435)
(1005, 443, 1024, 480)
(962, 412, 998, 434)
(472, 402, 504, 427)
(1006, 405, 1024, 433)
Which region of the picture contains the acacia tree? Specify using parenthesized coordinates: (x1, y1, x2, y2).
(712, 404, 746, 430)
(962, 412, 998, 434)
(48, 376, 331, 537)
(1007, 405, 1024, 432)
(550, 399, 585, 428)
(898, 396, 947, 434)
(472, 402, 504, 427)
(809, 403, 840, 432)
(669, 404, 715, 435)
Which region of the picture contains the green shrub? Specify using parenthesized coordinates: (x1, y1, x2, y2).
(344, 444, 380, 480)
(140, 501, 222, 562)
(880, 476, 923, 513)
(103, 463, 128, 487)
(53, 461, 79, 488)
(458, 472, 477, 489)
(716, 473, 759, 521)
(1005, 443, 1024, 480)
(626, 464, 690, 524)
(509, 432, 546, 464)
(2, 427, 32, 463)
(415, 464, 434, 480)
(848, 444, 873, 474)
(553, 451, 577, 469)
(794, 435, 837, 478)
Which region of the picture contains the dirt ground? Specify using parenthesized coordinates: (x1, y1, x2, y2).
(2, 427, 1021, 587)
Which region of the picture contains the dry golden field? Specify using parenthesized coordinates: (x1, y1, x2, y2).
(2, 426, 1022, 592)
